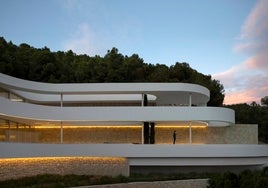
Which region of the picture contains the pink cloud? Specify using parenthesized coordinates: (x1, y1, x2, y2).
(234, 0, 268, 54)
(223, 77, 268, 105)
(214, 64, 268, 104)
(240, 0, 268, 39)
(213, 56, 268, 104)
(224, 90, 257, 105)
(244, 51, 268, 70)
(213, 61, 250, 89)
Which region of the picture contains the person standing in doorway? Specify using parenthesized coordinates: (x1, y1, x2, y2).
(173, 131, 176, 144)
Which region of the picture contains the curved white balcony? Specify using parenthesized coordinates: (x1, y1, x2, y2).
(0, 73, 209, 105)
(0, 97, 234, 126)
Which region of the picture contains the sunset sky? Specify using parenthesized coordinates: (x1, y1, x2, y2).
(0, 0, 267, 104)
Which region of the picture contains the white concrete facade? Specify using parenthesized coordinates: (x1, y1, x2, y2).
(0, 73, 267, 174)
(0, 73, 233, 126)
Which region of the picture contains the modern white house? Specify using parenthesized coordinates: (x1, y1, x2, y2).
(0, 73, 267, 179)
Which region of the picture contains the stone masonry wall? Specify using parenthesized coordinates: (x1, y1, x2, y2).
(155, 124, 258, 144)
(0, 157, 129, 181)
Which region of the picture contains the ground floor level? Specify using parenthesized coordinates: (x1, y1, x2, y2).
(0, 143, 267, 180)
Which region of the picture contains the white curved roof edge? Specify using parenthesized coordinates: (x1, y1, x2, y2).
(0, 97, 234, 126)
(10, 90, 157, 103)
(0, 73, 210, 104)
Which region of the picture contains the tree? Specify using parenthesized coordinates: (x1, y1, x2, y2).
(261, 96, 268, 106)
(250, 101, 258, 107)
(148, 64, 169, 82)
(123, 54, 145, 81)
(103, 48, 125, 82)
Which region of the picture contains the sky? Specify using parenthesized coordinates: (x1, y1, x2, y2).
(0, 0, 267, 104)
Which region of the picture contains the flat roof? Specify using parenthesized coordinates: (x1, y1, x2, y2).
(0, 73, 210, 105)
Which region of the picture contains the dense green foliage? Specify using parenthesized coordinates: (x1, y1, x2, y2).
(226, 103, 268, 143)
(0, 168, 267, 188)
(261, 96, 268, 106)
(208, 168, 268, 188)
(0, 37, 224, 106)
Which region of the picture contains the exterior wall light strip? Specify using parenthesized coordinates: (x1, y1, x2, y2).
(156, 125, 207, 128)
(33, 125, 142, 129)
(0, 156, 128, 162)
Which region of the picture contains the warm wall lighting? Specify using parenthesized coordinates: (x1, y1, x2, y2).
(33, 125, 142, 129)
(156, 125, 207, 128)
(0, 156, 127, 163)
(0, 157, 129, 181)
(156, 121, 208, 128)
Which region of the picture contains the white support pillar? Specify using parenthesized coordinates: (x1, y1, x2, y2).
(29, 125, 31, 143)
(141, 124, 144, 144)
(60, 121, 63, 144)
(7, 120, 10, 142)
(16, 123, 19, 143)
(60, 93, 63, 107)
(189, 93, 192, 107)
(23, 124, 26, 143)
(60, 93, 63, 143)
(189, 121, 192, 144)
(141, 93, 144, 144)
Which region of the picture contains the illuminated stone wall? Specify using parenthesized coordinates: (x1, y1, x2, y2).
(62, 127, 141, 144)
(0, 123, 258, 144)
(155, 126, 209, 144)
(207, 124, 258, 144)
(0, 126, 142, 144)
(0, 157, 129, 181)
(155, 124, 258, 144)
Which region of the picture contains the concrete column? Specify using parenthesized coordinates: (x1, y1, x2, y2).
(189, 122, 192, 144)
(60, 93, 63, 107)
(141, 124, 144, 144)
(29, 125, 31, 143)
(7, 120, 10, 142)
(60, 93, 63, 143)
(189, 93, 192, 107)
(16, 123, 19, 142)
(23, 124, 26, 143)
(60, 121, 63, 144)
(141, 94, 144, 144)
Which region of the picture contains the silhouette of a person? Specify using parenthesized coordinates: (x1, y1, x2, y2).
(173, 131, 176, 144)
